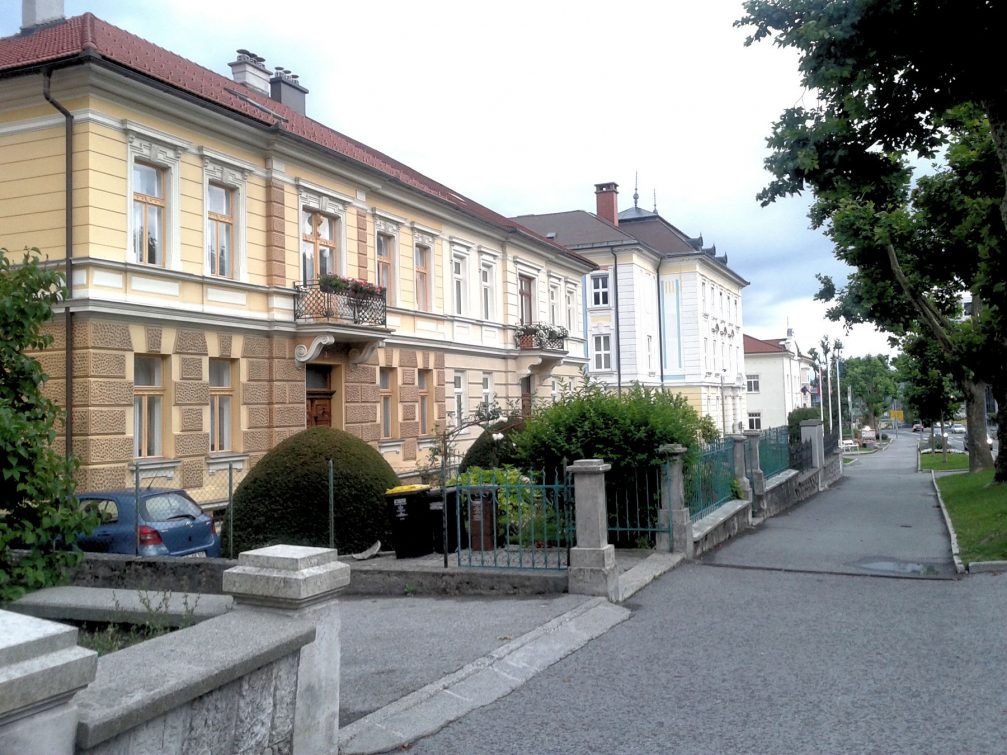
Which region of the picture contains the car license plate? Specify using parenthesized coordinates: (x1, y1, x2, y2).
(183, 551, 207, 558)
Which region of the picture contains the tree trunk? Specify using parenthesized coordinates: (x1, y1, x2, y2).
(993, 383, 1007, 484)
(964, 378, 994, 472)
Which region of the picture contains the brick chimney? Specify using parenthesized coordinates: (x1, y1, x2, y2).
(595, 182, 619, 226)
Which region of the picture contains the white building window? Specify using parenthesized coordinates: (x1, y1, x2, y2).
(481, 373, 493, 411)
(480, 262, 494, 320)
(452, 372, 466, 426)
(377, 232, 396, 305)
(647, 335, 654, 373)
(747, 374, 760, 393)
(549, 283, 560, 324)
(748, 412, 762, 431)
(415, 244, 431, 311)
(593, 335, 612, 370)
(591, 275, 609, 307)
(565, 288, 576, 331)
(209, 358, 234, 453)
(203, 154, 249, 281)
(302, 210, 341, 282)
(379, 367, 398, 439)
(134, 355, 165, 458)
(126, 125, 185, 270)
(453, 255, 466, 315)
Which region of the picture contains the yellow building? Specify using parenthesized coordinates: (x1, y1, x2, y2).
(0, 8, 593, 501)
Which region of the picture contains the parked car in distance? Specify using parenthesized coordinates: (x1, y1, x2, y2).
(76, 488, 220, 558)
(951, 424, 966, 434)
(912, 423, 923, 432)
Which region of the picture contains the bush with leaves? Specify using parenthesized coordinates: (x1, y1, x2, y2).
(0, 248, 96, 602)
(457, 417, 524, 473)
(511, 380, 716, 479)
(222, 427, 399, 555)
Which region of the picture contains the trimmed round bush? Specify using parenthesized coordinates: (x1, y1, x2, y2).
(222, 427, 399, 556)
(458, 418, 524, 473)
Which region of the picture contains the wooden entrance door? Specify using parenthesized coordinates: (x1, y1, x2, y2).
(306, 364, 335, 428)
(306, 396, 332, 427)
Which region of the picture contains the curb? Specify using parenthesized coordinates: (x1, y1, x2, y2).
(338, 597, 631, 754)
(617, 552, 683, 601)
(966, 560, 1007, 573)
(930, 470, 965, 575)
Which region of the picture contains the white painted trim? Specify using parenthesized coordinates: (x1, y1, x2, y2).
(268, 294, 295, 311)
(125, 122, 183, 271)
(206, 287, 247, 305)
(131, 275, 180, 297)
(92, 271, 124, 289)
(295, 335, 334, 364)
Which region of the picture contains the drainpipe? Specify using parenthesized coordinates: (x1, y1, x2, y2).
(610, 248, 622, 395)
(657, 256, 666, 391)
(44, 69, 74, 461)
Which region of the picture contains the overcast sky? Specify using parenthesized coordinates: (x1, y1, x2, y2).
(2, 0, 897, 359)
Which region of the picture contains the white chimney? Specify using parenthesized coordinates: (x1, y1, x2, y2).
(228, 50, 271, 95)
(21, 0, 64, 31)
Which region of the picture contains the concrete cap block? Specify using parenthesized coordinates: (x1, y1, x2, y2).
(0, 610, 97, 719)
(800, 418, 823, 427)
(569, 545, 615, 570)
(238, 544, 340, 571)
(743, 430, 761, 437)
(657, 443, 687, 456)
(568, 458, 611, 474)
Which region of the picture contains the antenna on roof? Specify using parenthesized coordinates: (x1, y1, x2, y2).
(653, 189, 658, 214)
(633, 172, 639, 208)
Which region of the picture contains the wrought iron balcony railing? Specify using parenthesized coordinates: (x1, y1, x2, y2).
(294, 281, 387, 326)
(516, 329, 567, 352)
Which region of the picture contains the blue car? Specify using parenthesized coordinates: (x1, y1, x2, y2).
(76, 488, 221, 558)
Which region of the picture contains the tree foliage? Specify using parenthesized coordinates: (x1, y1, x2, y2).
(894, 335, 962, 427)
(0, 248, 94, 602)
(738, 1, 1007, 480)
(842, 355, 896, 430)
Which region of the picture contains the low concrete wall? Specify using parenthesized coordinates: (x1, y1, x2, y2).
(761, 468, 821, 518)
(822, 450, 842, 487)
(692, 499, 751, 558)
(74, 611, 314, 753)
(70, 553, 235, 594)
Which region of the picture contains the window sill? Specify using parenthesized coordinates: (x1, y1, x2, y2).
(206, 453, 249, 474)
(378, 440, 404, 454)
(128, 458, 182, 483)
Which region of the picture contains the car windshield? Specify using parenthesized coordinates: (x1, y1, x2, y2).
(141, 492, 202, 522)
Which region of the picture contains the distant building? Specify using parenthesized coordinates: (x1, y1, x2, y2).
(514, 183, 750, 434)
(743, 332, 814, 430)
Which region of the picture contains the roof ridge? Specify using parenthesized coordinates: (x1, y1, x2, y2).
(80, 12, 97, 52)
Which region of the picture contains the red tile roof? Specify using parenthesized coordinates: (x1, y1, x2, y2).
(0, 14, 593, 268)
(743, 334, 789, 354)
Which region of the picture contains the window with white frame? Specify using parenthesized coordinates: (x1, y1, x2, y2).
(748, 412, 762, 431)
(591, 274, 609, 306)
(647, 335, 654, 372)
(593, 334, 612, 370)
(452, 372, 466, 426)
(453, 255, 466, 315)
(551, 379, 559, 403)
(126, 126, 183, 269)
(302, 210, 340, 282)
(480, 262, 494, 320)
(418, 369, 433, 435)
(565, 288, 576, 331)
(377, 232, 396, 305)
(414, 244, 431, 311)
(379, 367, 398, 439)
(134, 355, 164, 458)
(549, 283, 560, 324)
(209, 359, 234, 452)
(206, 184, 234, 278)
(481, 373, 493, 411)
(747, 374, 760, 393)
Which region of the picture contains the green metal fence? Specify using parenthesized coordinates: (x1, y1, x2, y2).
(606, 466, 668, 549)
(453, 468, 573, 570)
(759, 425, 790, 479)
(684, 437, 735, 521)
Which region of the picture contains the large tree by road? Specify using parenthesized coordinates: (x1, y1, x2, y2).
(737, 1, 1007, 480)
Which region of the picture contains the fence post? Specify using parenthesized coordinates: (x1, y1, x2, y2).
(655, 446, 673, 552)
(567, 459, 619, 601)
(743, 430, 765, 515)
(800, 419, 825, 491)
(731, 434, 752, 502)
(223, 545, 350, 754)
(659, 444, 693, 559)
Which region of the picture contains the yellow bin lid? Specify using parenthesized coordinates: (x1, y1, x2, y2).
(385, 484, 431, 495)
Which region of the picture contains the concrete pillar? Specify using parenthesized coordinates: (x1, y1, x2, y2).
(743, 429, 765, 500)
(223, 545, 350, 755)
(658, 444, 693, 559)
(731, 434, 752, 501)
(567, 458, 619, 601)
(801, 418, 825, 491)
(0, 610, 97, 755)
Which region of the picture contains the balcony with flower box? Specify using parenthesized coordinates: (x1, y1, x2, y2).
(293, 274, 391, 366)
(514, 322, 568, 378)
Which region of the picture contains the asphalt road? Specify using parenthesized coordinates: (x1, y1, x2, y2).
(408, 437, 1007, 754)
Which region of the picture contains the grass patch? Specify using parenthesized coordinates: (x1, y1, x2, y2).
(937, 470, 1007, 563)
(75, 621, 174, 656)
(920, 454, 970, 471)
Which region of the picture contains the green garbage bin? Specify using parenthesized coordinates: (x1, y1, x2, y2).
(385, 484, 434, 559)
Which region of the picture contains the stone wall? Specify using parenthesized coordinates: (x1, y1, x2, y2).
(69, 552, 234, 594)
(74, 610, 314, 753)
(760, 468, 821, 518)
(822, 450, 843, 487)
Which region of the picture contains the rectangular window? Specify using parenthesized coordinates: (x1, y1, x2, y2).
(747, 374, 760, 393)
(377, 233, 395, 304)
(549, 284, 560, 324)
(379, 367, 397, 439)
(481, 373, 493, 412)
(453, 255, 466, 315)
(480, 263, 493, 320)
(452, 372, 466, 426)
(133, 355, 164, 458)
(647, 335, 654, 372)
(519, 274, 534, 324)
(591, 275, 609, 307)
(207, 183, 234, 278)
(748, 412, 762, 431)
(209, 358, 233, 452)
(302, 210, 340, 282)
(418, 369, 433, 435)
(551, 379, 559, 403)
(133, 162, 165, 266)
(593, 335, 612, 370)
(415, 244, 431, 311)
(565, 288, 575, 330)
